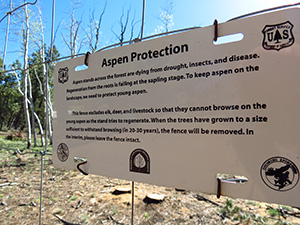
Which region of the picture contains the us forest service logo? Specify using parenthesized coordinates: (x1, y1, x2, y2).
(129, 149, 150, 174)
(260, 156, 299, 191)
(57, 143, 69, 162)
(262, 21, 294, 51)
(58, 67, 69, 84)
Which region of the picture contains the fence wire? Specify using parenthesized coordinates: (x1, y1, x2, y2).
(0, 0, 38, 24)
(0, 145, 51, 156)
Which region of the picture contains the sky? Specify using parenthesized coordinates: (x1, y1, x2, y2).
(0, 0, 300, 68)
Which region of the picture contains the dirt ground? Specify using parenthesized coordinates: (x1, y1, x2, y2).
(0, 150, 300, 225)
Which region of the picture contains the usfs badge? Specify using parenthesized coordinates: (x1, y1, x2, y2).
(58, 67, 69, 84)
(262, 21, 294, 51)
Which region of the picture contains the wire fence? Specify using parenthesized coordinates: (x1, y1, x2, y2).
(0, 0, 38, 24)
(1, 2, 300, 225)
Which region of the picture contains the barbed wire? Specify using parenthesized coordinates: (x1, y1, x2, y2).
(0, 145, 51, 156)
(0, 0, 38, 24)
(1, 53, 85, 74)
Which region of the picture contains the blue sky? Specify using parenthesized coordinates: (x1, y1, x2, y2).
(0, 0, 300, 67)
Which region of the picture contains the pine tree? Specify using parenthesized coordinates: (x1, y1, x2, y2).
(274, 30, 282, 43)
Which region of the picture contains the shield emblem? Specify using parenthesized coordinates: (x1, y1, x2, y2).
(58, 67, 69, 84)
(262, 21, 294, 51)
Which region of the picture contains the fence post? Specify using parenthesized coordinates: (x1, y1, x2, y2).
(39, 151, 45, 225)
(131, 181, 135, 225)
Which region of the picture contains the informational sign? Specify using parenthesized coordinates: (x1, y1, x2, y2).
(53, 8, 300, 207)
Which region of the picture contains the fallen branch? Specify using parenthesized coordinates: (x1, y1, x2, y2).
(0, 182, 18, 187)
(108, 215, 125, 225)
(54, 214, 82, 225)
(194, 194, 220, 207)
(284, 211, 300, 218)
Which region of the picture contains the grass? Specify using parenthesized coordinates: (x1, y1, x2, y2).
(281, 205, 294, 212)
(266, 206, 293, 225)
(49, 197, 58, 202)
(82, 214, 89, 224)
(112, 206, 117, 215)
(34, 197, 44, 203)
(57, 178, 61, 189)
(218, 199, 296, 225)
(219, 199, 269, 224)
(247, 201, 256, 206)
(0, 134, 53, 172)
(268, 207, 281, 217)
(8, 211, 15, 217)
(144, 212, 150, 221)
(68, 195, 78, 202)
(0, 133, 52, 154)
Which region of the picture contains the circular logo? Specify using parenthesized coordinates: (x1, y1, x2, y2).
(57, 143, 69, 162)
(260, 156, 299, 191)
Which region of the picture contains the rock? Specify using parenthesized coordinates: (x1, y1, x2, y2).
(75, 200, 83, 209)
(18, 203, 28, 206)
(0, 201, 8, 206)
(175, 188, 186, 192)
(51, 207, 62, 214)
(89, 198, 97, 205)
(30, 201, 37, 207)
(74, 191, 83, 197)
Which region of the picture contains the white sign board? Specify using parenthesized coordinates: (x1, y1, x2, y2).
(53, 8, 300, 207)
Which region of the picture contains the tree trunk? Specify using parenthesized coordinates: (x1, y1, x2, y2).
(13, 70, 45, 147)
(34, 68, 45, 146)
(7, 116, 15, 130)
(35, 112, 44, 146)
(61, 1, 83, 58)
(23, 3, 31, 149)
(45, 64, 53, 145)
(2, 0, 12, 70)
(28, 75, 37, 146)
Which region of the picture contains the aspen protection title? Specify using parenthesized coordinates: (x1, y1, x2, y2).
(101, 43, 189, 68)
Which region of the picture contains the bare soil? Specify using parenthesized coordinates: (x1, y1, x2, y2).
(0, 132, 300, 225)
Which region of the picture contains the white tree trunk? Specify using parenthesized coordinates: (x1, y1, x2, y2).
(37, 7, 54, 145)
(23, 3, 31, 149)
(13, 71, 44, 147)
(28, 75, 37, 146)
(34, 68, 45, 146)
(2, 0, 12, 70)
(61, 1, 83, 58)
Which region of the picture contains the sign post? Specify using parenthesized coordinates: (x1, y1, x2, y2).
(53, 8, 300, 207)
